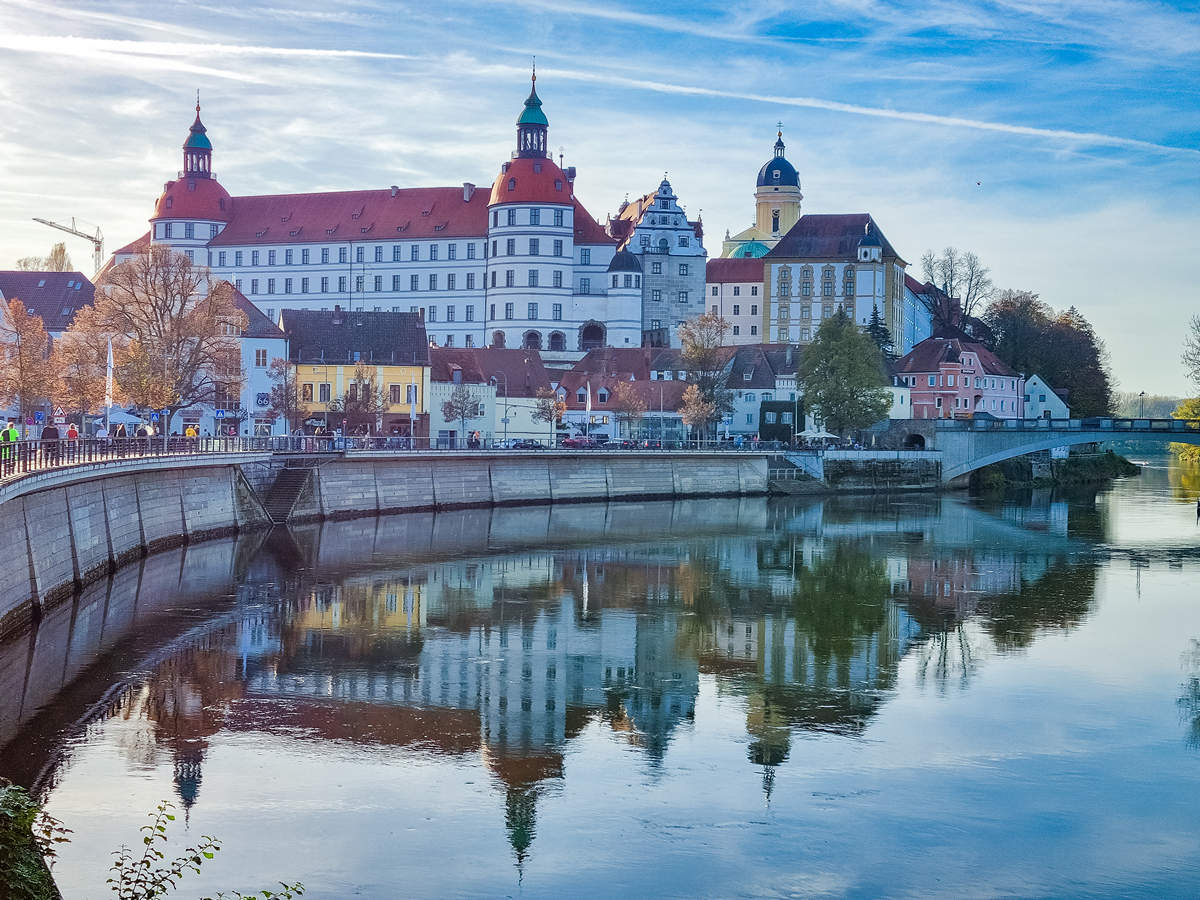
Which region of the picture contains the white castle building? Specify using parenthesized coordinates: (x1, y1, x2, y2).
(114, 78, 641, 354)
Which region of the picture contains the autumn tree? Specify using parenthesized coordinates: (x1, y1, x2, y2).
(1184, 315, 1200, 390)
(266, 357, 308, 432)
(679, 383, 720, 440)
(328, 363, 386, 432)
(678, 311, 734, 439)
(921, 247, 994, 321)
(532, 386, 565, 445)
(51, 304, 113, 420)
(15, 242, 73, 272)
(983, 293, 1114, 416)
(797, 308, 890, 436)
(440, 381, 482, 443)
(611, 381, 649, 439)
(1170, 397, 1200, 464)
(87, 248, 245, 425)
(0, 299, 57, 426)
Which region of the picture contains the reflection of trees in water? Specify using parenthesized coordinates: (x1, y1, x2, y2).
(903, 559, 1099, 691)
(1180, 639, 1200, 751)
(791, 544, 891, 667)
(1168, 462, 1200, 502)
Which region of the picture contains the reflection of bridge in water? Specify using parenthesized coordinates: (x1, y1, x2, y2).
(0, 492, 1130, 869)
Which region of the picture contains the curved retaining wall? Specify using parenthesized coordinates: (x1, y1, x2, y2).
(0, 452, 768, 635)
(0, 454, 272, 635)
(289, 452, 769, 520)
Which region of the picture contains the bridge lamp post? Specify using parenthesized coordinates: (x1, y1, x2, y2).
(1139, 391, 1145, 418)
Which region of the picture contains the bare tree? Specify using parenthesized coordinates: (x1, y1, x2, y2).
(15, 242, 73, 272)
(266, 358, 309, 432)
(90, 248, 245, 424)
(532, 386, 565, 446)
(611, 381, 648, 439)
(678, 311, 734, 438)
(441, 382, 482, 444)
(328, 363, 386, 433)
(921, 247, 994, 321)
(0, 299, 57, 427)
(1184, 314, 1200, 390)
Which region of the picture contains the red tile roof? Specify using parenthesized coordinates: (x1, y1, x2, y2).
(153, 176, 233, 222)
(767, 213, 904, 263)
(488, 156, 573, 206)
(428, 347, 551, 397)
(225, 284, 285, 339)
(706, 257, 765, 283)
(573, 200, 615, 245)
(209, 186, 490, 246)
(0, 270, 94, 332)
(893, 337, 1016, 377)
(560, 374, 689, 412)
(114, 231, 151, 256)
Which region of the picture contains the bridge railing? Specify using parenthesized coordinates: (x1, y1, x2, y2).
(933, 417, 1200, 433)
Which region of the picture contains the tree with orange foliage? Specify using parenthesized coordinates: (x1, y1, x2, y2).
(52, 303, 115, 420)
(0, 298, 57, 429)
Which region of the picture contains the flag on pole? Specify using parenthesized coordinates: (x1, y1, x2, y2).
(105, 338, 113, 430)
(585, 380, 592, 424)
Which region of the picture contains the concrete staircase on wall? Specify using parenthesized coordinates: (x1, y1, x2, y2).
(262, 468, 311, 524)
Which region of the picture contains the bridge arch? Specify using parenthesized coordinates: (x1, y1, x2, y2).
(935, 425, 1200, 483)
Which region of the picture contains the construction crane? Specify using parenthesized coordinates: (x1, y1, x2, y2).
(31, 217, 104, 276)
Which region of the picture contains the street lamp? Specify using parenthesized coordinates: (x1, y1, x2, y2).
(1139, 390, 1146, 418)
(490, 372, 509, 446)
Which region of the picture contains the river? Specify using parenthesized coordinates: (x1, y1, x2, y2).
(2, 460, 1199, 898)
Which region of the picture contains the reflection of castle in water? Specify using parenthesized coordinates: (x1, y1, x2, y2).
(2, 493, 1132, 871)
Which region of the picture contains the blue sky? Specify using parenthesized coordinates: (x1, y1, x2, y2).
(1, 0, 1197, 393)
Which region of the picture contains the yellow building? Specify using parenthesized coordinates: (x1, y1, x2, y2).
(280, 308, 432, 435)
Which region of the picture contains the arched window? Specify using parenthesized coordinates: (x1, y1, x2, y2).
(658, 238, 668, 250)
(580, 322, 605, 350)
(549, 331, 566, 351)
(771, 210, 779, 232)
(523, 331, 542, 350)
(492, 330, 506, 348)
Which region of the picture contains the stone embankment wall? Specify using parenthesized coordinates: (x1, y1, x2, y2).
(0, 455, 271, 636)
(287, 453, 768, 521)
(0, 453, 768, 634)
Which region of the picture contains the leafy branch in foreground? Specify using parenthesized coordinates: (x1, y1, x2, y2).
(104, 801, 303, 900)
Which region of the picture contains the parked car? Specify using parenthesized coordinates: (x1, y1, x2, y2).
(510, 439, 544, 450)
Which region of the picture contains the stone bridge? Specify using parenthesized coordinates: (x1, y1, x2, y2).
(927, 418, 1200, 484)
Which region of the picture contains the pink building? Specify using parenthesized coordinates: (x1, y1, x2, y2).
(893, 337, 1024, 419)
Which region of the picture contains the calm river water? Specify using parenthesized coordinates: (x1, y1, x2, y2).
(3, 461, 1200, 898)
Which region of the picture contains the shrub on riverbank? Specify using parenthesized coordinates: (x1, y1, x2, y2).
(971, 450, 1139, 491)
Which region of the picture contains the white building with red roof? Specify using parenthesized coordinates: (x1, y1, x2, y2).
(114, 77, 640, 357)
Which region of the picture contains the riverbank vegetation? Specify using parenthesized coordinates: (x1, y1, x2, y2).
(971, 449, 1139, 491)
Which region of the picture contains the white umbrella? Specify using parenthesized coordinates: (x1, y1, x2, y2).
(799, 428, 822, 438)
(93, 407, 144, 426)
(813, 429, 839, 440)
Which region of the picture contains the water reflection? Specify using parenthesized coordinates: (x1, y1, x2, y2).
(4, 487, 1200, 895)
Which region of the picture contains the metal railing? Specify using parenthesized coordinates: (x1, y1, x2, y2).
(933, 417, 1200, 433)
(0, 435, 800, 485)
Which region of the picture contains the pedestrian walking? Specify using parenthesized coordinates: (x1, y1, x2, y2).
(40, 422, 61, 466)
(66, 422, 79, 462)
(1, 420, 18, 477)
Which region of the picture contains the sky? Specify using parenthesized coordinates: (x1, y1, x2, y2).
(0, 0, 1197, 394)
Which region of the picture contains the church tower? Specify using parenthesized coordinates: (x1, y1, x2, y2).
(721, 127, 803, 258)
(754, 128, 802, 239)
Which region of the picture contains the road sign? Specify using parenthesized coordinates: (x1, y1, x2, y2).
(53, 406, 65, 417)
(25, 419, 33, 426)
(214, 409, 225, 419)
(150, 413, 160, 422)
(34, 411, 44, 423)
(501, 417, 511, 424)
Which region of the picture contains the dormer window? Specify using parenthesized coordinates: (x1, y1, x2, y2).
(772, 171, 780, 181)
(509, 178, 516, 191)
(165, 197, 173, 208)
(555, 180, 563, 191)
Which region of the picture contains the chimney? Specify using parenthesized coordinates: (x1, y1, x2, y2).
(390, 185, 399, 197)
(462, 182, 475, 202)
